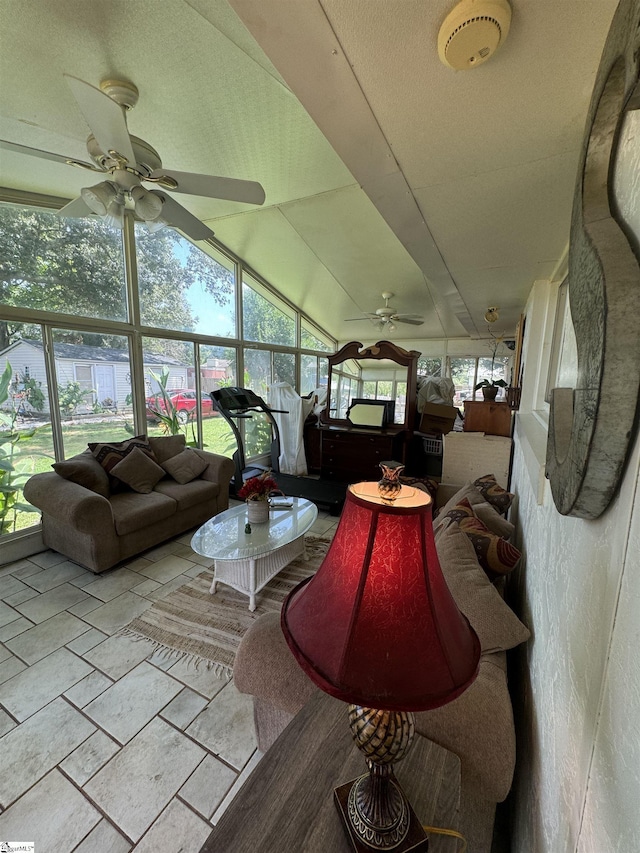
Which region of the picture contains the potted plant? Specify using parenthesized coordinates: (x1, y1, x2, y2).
(474, 378, 508, 401)
(238, 470, 279, 523)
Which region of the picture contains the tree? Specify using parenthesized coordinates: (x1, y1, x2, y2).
(0, 206, 234, 350)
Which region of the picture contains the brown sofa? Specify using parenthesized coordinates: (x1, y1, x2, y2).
(234, 480, 529, 853)
(24, 434, 234, 574)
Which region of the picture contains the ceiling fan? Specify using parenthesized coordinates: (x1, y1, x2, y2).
(0, 75, 266, 241)
(345, 292, 424, 330)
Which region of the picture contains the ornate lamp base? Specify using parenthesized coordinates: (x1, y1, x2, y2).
(334, 777, 429, 852)
(333, 705, 429, 852)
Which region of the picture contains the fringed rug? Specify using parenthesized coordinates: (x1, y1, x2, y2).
(118, 534, 330, 678)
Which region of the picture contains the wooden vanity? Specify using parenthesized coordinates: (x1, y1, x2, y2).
(309, 340, 419, 483)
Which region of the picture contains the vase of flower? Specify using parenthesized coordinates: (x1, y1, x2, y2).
(247, 499, 270, 524)
(238, 471, 279, 524)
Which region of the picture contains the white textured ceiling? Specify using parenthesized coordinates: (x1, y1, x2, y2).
(0, 0, 619, 343)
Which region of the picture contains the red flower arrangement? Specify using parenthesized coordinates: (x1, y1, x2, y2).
(237, 471, 279, 502)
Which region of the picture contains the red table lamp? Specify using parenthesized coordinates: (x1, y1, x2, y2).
(281, 480, 480, 852)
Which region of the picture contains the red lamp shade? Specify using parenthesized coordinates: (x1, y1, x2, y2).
(281, 484, 480, 712)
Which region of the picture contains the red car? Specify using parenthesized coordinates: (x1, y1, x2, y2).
(146, 389, 217, 424)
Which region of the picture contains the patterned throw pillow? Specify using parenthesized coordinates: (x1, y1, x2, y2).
(473, 474, 515, 514)
(441, 497, 521, 578)
(110, 447, 165, 494)
(88, 435, 156, 486)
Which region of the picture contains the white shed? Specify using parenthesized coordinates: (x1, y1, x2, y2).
(0, 339, 189, 417)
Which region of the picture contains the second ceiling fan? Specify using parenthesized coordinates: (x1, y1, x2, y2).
(346, 292, 424, 330)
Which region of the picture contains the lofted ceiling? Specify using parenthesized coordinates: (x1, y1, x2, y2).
(0, 0, 619, 344)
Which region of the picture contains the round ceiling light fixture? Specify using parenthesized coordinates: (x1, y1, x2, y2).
(438, 0, 512, 70)
(484, 306, 500, 323)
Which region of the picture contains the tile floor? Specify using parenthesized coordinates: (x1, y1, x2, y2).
(0, 501, 339, 851)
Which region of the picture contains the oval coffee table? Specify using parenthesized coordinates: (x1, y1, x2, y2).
(191, 497, 318, 611)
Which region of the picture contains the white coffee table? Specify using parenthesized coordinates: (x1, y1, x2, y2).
(191, 497, 318, 611)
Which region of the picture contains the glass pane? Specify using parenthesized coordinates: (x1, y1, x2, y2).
(477, 355, 510, 400)
(300, 355, 318, 396)
(243, 348, 270, 398)
(301, 319, 333, 352)
(53, 331, 134, 456)
(137, 227, 236, 336)
(242, 276, 295, 346)
(273, 352, 295, 387)
(449, 357, 477, 406)
(199, 345, 237, 455)
(142, 336, 195, 442)
(418, 357, 443, 377)
(0, 204, 126, 321)
(242, 349, 272, 459)
(395, 381, 407, 424)
(0, 326, 55, 535)
(376, 380, 393, 399)
(318, 357, 328, 391)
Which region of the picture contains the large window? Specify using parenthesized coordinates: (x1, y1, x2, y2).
(137, 226, 236, 337)
(0, 328, 54, 534)
(0, 199, 335, 544)
(0, 205, 127, 326)
(242, 275, 295, 347)
(447, 354, 511, 404)
(53, 331, 134, 457)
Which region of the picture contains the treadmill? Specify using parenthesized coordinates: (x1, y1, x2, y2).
(210, 387, 346, 516)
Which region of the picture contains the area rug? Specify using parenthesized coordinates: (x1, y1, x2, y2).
(118, 534, 331, 678)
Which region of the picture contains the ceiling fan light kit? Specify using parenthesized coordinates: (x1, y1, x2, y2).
(1, 73, 266, 242)
(345, 291, 425, 330)
(438, 0, 512, 70)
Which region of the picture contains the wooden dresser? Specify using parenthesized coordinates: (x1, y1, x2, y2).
(320, 426, 406, 483)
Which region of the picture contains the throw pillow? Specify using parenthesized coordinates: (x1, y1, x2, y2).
(472, 501, 515, 539)
(441, 498, 521, 578)
(161, 448, 209, 484)
(148, 434, 187, 464)
(435, 519, 530, 654)
(52, 450, 111, 499)
(110, 447, 165, 494)
(473, 474, 515, 514)
(88, 434, 155, 475)
(435, 482, 485, 524)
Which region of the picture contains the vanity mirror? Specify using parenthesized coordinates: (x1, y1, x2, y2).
(323, 340, 420, 432)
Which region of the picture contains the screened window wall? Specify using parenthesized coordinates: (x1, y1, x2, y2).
(0, 200, 335, 541)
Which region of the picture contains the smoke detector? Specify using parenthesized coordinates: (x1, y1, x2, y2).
(438, 0, 512, 70)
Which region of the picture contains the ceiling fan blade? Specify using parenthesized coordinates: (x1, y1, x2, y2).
(64, 75, 137, 166)
(0, 138, 98, 171)
(150, 169, 265, 205)
(395, 317, 424, 326)
(56, 195, 95, 218)
(147, 190, 214, 241)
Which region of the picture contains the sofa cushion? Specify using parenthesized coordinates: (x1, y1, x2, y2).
(110, 490, 177, 536)
(52, 450, 111, 498)
(435, 519, 530, 653)
(473, 474, 515, 514)
(161, 448, 209, 484)
(153, 477, 219, 511)
(148, 434, 186, 464)
(88, 435, 156, 486)
(472, 501, 514, 539)
(438, 498, 521, 578)
(110, 447, 166, 494)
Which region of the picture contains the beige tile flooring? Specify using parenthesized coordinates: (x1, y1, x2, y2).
(0, 501, 339, 851)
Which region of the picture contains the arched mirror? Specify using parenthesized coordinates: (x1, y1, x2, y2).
(323, 340, 419, 432)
